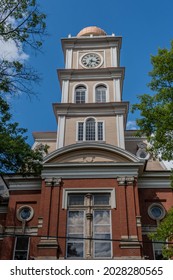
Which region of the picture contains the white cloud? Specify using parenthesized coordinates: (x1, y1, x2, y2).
(126, 121, 138, 130)
(0, 38, 29, 62)
(0, 14, 29, 62)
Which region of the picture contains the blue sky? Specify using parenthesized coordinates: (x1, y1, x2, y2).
(9, 0, 173, 145)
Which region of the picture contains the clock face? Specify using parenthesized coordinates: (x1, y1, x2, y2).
(81, 53, 102, 68)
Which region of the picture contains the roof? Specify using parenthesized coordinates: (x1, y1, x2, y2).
(77, 26, 107, 37)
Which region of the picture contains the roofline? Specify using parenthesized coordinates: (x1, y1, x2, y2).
(61, 35, 122, 54)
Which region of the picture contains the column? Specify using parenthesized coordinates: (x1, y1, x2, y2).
(116, 115, 125, 149)
(85, 193, 92, 259)
(113, 78, 121, 101)
(56, 116, 65, 149)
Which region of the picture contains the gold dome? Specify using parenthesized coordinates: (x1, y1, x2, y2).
(77, 26, 106, 37)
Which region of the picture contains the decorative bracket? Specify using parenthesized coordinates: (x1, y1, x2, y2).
(45, 178, 62, 187)
(117, 177, 135, 186)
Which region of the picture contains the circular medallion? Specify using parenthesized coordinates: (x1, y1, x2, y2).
(17, 205, 34, 222)
(148, 203, 165, 220)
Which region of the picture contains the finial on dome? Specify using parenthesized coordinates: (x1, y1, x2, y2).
(77, 26, 107, 37)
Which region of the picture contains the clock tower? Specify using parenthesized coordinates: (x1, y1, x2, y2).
(55, 26, 128, 151)
(41, 26, 144, 259)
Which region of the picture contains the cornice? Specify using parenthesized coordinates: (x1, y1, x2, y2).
(3, 175, 42, 191)
(42, 162, 143, 179)
(53, 102, 129, 122)
(138, 171, 171, 188)
(32, 131, 57, 141)
(57, 67, 125, 88)
(61, 36, 122, 53)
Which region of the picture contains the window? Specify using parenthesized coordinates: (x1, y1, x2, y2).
(78, 122, 84, 141)
(95, 85, 107, 103)
(75, 86, 86, 103)
(98, 122, 103, 141)
(86, 118, 95, 140)
(148, 204, 165, 221)
(153, 241, 164, 260)
(93, 210, 111, 258)
(13, 236, 29, 260)
(77, 118, 104, 141)
(66, 193, 112, 259)
(17, 205, 34, 222)
(67, 211, 84, 258)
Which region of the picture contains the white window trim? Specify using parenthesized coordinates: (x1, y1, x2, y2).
(72, 83, 88, 103)
(62, 188, 116, 209)
(76, 117, 105, 142)
(148, 203, 166, 221)
(76, 121, 83, 142)
(93, 82, 109, 103)
(16, 205, 34, 222)
(97, 120, 105, 141)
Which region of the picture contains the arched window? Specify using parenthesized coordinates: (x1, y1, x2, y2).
(77, 118, 104, 141)
(86, 118, 95, 141)
(95, 85, 107, 103)
(75, 86, 86, 103)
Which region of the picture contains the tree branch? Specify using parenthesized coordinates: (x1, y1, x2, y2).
(0, 1, 20, 25)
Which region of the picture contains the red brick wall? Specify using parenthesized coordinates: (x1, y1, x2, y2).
(139, 188, 173, 225)
(139, 188, 173, 259)
(0, 190, 40, 259)
(1, 178, 154, 259)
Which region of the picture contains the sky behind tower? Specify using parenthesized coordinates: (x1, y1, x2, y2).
(3, 0, 173, 145)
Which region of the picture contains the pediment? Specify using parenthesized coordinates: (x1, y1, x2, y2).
(43, 143, 142, 165)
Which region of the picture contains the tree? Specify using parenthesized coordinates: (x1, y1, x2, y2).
(0, 1, 47, 174)
(149, 207, 173, 259)
(0, 0, 46, 96)
(132, 41, 173, 257)
(132, 40, 173, 163)
(0, 96, 48, 174)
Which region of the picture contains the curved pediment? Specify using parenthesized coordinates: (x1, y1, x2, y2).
(43, 143, 142, 165)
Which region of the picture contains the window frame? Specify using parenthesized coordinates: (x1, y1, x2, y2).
(13, 236, 30, 260)
(94, 83, 109, 103)
(152, 240, 164, 260)
(95, 85, 107, 103)
(73, 84, 88, 103)
(148, 203, 166, 221)
(75, 86, 86, 103)
(65, 192, 113, 259)
(62, 188, 116, 210)
(66, 210, 85, 259)
(76, 118, 105, 142)
(93, 209, 112, 258)
(16, 205, 34, 222)
(86, 118, 96, 141)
